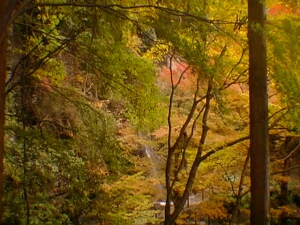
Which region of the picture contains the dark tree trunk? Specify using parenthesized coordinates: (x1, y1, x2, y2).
(280, 159, 289, 206)
(248, 0, 270, 225)
(164, 82, 212, 225)
(0, 0, 7, 222)
(229, 152, 250, 225)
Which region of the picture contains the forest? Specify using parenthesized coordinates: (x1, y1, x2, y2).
(0, 0, 300, 225)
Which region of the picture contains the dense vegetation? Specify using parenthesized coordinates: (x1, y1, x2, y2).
(1, 0, 300, 225)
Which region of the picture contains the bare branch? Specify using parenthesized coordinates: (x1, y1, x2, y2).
(282, 142, 300, 161)
(271, 165, 300, 176)
(218, 161, 237, 196)
(223, 48, 247, 87)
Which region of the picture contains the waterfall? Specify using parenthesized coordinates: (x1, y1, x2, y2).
(138, 131, 165, 198)
(143, 144, 165, 195)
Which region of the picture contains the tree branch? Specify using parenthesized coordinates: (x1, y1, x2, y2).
(200, 135, 249, 162)
(271, 165, 300, 176)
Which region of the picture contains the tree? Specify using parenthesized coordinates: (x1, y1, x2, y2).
(1, 1, 163, 223)
(145, 2, 250, 223)
(0, 0, 8, 222)
(1, 1, 299, 224)
(248, 0, 270, 224)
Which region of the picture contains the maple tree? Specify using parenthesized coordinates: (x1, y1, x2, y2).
(0, 1, 162, 224)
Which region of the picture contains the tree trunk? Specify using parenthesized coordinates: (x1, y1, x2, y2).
(229, 152, 250, 225)
(0, 0, 7, 222)
(164, 83, 212, 225)
(280, 159, 289, 206)
(248, 0, 270, 225)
